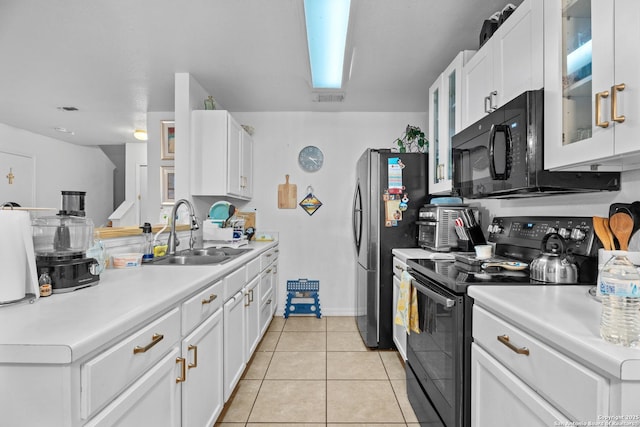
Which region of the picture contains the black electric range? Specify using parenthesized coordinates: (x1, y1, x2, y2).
(404, 216, 600, 427)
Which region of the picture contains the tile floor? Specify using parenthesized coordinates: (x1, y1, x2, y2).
(215, 316, 419, 426)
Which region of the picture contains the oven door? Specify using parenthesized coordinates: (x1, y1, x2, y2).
(406, 271, 467, 427)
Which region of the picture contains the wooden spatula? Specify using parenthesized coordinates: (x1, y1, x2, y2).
(610, 212, 634, 251)
(593, 216, 614, 250)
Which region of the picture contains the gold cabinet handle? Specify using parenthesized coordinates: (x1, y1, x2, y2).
(244, 291, 251, 307)
(595, 90, 610, 128)
(133, 333, 164, 354)
(611, 83, 626, 124)
(249, 289, 254, 303)
(395, 265, 405, 271)
(201, 294, 217, 305)
(497, 335, 530, 356)
(188, 344, 198, 369)
(267, 299, 272, 304)
(176, 357, 186, 383)
(266, 253, 273, 257)
(266, 268, 272, 273)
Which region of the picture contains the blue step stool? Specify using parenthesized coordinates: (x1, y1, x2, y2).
(284, 279, 321, 318)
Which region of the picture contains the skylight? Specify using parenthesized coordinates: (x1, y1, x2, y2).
(304, 0, 351, 89)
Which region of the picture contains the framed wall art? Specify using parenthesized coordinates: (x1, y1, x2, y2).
(161, 166, 175, 204)
(161, 120, 175, 160)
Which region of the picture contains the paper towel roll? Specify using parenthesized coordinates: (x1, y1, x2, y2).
(0, 210, 38, 303)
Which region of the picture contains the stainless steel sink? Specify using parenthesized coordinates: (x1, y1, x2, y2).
(149, 247, 252, 266)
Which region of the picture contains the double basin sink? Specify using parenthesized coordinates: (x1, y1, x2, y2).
(151, 247, 252, 266)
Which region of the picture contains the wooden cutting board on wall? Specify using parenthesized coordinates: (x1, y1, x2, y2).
(278, 175, 297, 209)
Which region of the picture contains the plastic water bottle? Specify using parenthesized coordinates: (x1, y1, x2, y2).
(598, 255, 640, 347)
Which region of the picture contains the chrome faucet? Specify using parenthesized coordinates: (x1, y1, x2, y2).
(167, 199, 200, 255)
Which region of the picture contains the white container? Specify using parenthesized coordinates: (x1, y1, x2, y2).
(474, 244, 493, 260)
(598, 255, 640, 347)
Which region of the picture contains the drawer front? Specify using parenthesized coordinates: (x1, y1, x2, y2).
(260, 288, 274, 334)
(181, 280, 223, 335)
(260, 246, 278, 270)
(246, 257, 261, 282)
(259, 267, 274, 304)
(473, 305, 609, 421)
(81, 308, 181, 419)
(393, 257, 407, 279)
(224, 266, 247, 300)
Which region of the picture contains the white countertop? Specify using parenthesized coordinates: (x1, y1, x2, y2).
(0, 240, 277, 364)
(469, 285, 640, 380)
(392, 247, 455, 262)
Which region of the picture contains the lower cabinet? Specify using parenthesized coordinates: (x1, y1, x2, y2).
(391, 256, 407, 360)
(471, 344, 570, 427)
(85, 347, 182, 427)
(181, 308, 224, 427)
(223, 290, 246, 402)
(244, 276, 260, 360)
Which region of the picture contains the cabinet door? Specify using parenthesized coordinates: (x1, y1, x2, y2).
(244, 276, 260, 360)
(462, 44, 494, 127)
(493, 0, 543, 108)
(428, 74, 444, 193)
(544, 0, 616, 169)
(612, 0, 640, 156)
(392, 275, 406, 361)
(240, 131, 253, 198)
(223, 291, 246, 402)
(181, 308, 224, 427)
(270, 262, 278, 316)
(471, 344, 570, 427)
(227, 115, 244, 197)
(85, 347, 181, 427)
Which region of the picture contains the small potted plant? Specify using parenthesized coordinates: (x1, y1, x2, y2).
(395, 125, 427, 153)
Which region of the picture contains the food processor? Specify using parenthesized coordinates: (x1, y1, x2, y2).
(32, 191, 100, 293)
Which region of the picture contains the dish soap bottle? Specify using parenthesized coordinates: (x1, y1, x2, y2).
(598, 254, 640, 347)
(140, 222, 154, 263)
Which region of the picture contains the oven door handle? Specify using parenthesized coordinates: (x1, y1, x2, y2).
(411, 279, 456, 308)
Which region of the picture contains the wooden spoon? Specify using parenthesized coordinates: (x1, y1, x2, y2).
(609, 212, 634, 250)
(603, 218, 616, 250)
(593, 217, 612, 250)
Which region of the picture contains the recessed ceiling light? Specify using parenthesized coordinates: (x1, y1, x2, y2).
(133, 129, 148, 141)
(54, 127, 75, 135)
(304, 0, 351, 89)
(57, 106, 79, 112)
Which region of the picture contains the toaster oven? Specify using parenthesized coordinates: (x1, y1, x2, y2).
(417, 205, 479, 251)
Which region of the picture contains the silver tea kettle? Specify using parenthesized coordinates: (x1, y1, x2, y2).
(529, 233, 579, 283)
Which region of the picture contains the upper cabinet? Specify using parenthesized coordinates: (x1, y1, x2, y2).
(544, 0, 640, 171)
(429, 50, 475, 195)
(191, 110, 253, 200)
(461, 0, 544, 128)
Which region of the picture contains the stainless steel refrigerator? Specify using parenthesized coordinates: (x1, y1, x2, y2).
(352, 149, 428, 348)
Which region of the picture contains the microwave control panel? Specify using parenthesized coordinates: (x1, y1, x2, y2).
(487, 216, 595, 257)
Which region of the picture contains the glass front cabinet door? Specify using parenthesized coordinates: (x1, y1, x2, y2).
(544, 0, 640, 171)
(428, 50, 475, 194)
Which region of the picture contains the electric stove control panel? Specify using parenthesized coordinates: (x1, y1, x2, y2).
(487, 216, 596, 257)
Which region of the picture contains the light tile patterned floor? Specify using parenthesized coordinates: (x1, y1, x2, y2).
(215, 316, 420, 427)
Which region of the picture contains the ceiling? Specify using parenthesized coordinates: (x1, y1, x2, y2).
(0, 0, 521, 146)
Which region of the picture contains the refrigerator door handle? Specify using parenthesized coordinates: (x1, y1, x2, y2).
(352, 182, 363, 253)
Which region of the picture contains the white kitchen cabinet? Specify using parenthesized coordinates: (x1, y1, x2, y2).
(544, 0, 640, 171)
(428, 50, 475, 195)
(461, 0, 543, 127)
(244, 276, 260, 360)
(391, 256, 407, 360)
(181, 308, 224, 427)
(223, 290, 245, 402)
(191, 110, 253, 200)
(472, 305, 609, 422)
(471, 344, 571, 427)
(85, 347, 182, 427)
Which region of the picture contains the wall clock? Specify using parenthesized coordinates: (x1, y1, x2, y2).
(298, 145, 324, 172)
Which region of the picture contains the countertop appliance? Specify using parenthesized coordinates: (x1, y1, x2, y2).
(404, 215, 599, 427)
(352, 149, 428, 348)
(452, 89, 620, 198)
(417, 204, 479, 251)
(32, 191, 100, 293)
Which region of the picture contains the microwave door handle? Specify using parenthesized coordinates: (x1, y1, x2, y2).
(488, 124, 511, 180)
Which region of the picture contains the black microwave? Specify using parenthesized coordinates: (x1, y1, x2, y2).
(452, 89, 620, 198)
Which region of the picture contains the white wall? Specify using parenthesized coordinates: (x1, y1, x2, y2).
(0, 123, 115, 226)
(234, 111, 427, 316)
